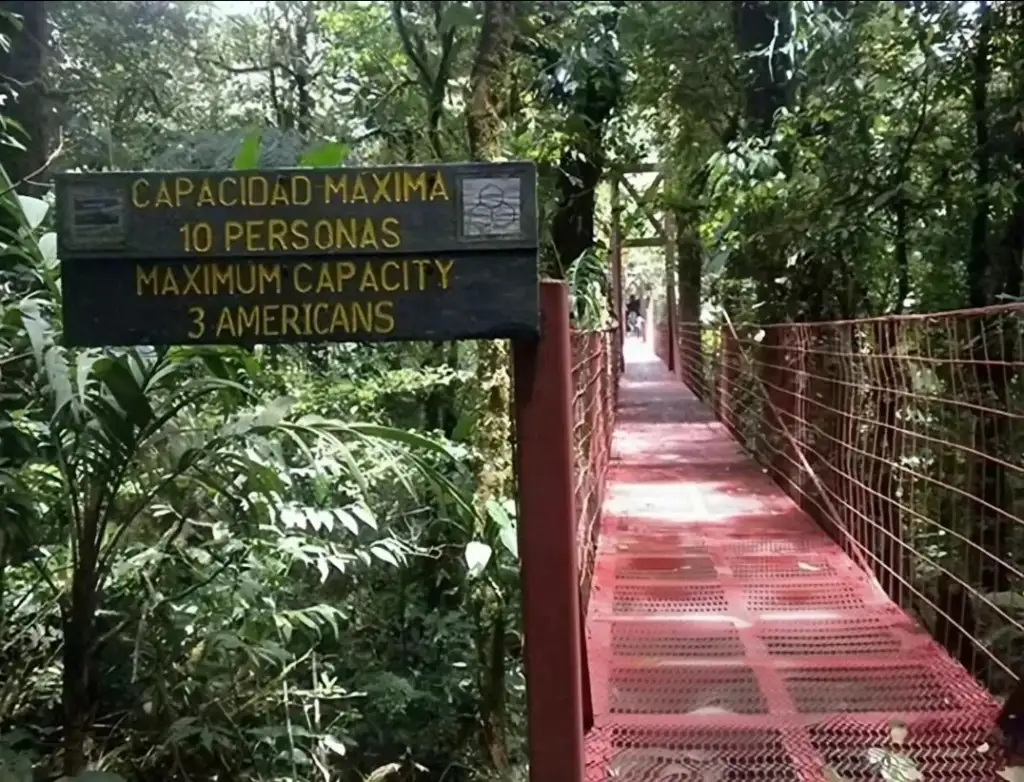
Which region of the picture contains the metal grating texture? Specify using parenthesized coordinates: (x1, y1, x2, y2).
(583, 342, 1002, 782)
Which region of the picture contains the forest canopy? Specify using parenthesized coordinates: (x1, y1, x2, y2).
(0, 1, 1022, 781)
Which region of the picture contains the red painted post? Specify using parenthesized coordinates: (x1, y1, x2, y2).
(512, 280, 586, 782)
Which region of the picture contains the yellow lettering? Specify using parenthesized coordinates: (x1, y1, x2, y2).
(131, 179, 150, 208)
(292, 175, 312, 205)
(352, 301, 373, 332)
(245, 220, 265, 253)
(135, 265, 157, 295)
(290, 219, 310, 250)
(179, 222, 214, 253)
(206, 297, 397, 339)
(197, 179, 216, 207)
(212, 264, 233, 294)
(312, 220, 330, 250)
(247, 176, 269, 206)
(267, 219, 288, 251)
(135, 174, 331, 209)
(351, 175, 369, 203)
(224, 221, 243, 251)
(373, 300, 395, 334)
(182, 265, 204, 295)
(435, 259, 454, 290)
(215, 307, 237, 338)
(238, 305, 259, 334)
(330, 303, 351, 332)
(324, 174, 346, 204)
(403, 172, 427, 202)
(412, 259, 431, 290)
(281, 304, 301, 336)
(155, 180, 173, 208)
(262, 304, 280, 337)
(337, 261, 356, 291)
(294, 262, 312, 293)
(219, 177, 238, 206)
(381, 217, 401, 249)
(322, 170, 448, 204)
(379, 261, 402, 292)
(174, 178, 194, 207)
(160, 268, 180, 296)
(316, 263, 335, 293)
(212, 217, 402, 253)
(371, 172, 393, 203)
(429, 172, 449, 201)
(360, 263, 379, 292)
(187, 306, 205, 339)
(360, 220, 379, 249)
(270, 180, 290, 206)
(260, 263, 282, 294)
(231, 262, 281, 295)
(312, 302, 330, 334)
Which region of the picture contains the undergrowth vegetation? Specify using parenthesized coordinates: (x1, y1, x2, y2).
(0, 1, 1022, 781)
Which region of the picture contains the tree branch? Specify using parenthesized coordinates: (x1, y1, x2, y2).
(391, 2, 434, 90)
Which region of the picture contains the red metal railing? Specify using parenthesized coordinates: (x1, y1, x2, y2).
(571, 327, 621, 612)
(670, 305, 1024, 702)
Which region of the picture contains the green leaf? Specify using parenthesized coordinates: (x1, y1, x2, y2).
(370, 545, 400, 567)
(438, 3, 478, 34)
(486, 499, 518, 558)
(44, 347, 73, 420)
(320, 735, 347, 757)
(498, 524, 518, 559)
(465, 541, 492, 576)
(233, 131, 263, 170)
(17, 195, 49, 231)
(299, 142, 350, 168)
(255, 395, 296, 427)
(37, 231, 58, 268)
(348, 423, 455, 459)
(94, 357, 153, 428)
(20, 312, 47, 366)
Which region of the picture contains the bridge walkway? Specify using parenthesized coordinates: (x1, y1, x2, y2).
(582, 340, 1000, 781)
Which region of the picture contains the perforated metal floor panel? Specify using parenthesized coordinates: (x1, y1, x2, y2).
(583, 342, 1002, 782)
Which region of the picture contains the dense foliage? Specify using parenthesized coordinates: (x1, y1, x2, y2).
(0, 1, 1021, 781)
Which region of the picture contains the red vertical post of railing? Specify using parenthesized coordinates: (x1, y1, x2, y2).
(511, 280, 585, 782)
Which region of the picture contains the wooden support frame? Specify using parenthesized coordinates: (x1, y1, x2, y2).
(608, 164, 677, 369)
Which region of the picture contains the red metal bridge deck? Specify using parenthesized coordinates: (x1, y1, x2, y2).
(582, 340, 1001, 781)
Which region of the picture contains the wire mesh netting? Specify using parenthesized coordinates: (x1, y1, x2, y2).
(676, 305, 1024, 700)
(572, 327, 620, 612)
(579, 331, 1006, 782)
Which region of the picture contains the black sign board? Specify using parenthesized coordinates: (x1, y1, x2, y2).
(56, 162, 539, 347)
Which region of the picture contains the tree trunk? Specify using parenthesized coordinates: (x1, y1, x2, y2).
(63, 535, 99, 776)
(964, 0, 1013, 597)
(0, 0, 50, 445)
(467, 3, 517, 774)
(0, 1, 49, 192)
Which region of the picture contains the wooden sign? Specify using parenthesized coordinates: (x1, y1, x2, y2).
(57, 162, 539, 347)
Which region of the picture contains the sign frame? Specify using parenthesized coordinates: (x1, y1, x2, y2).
(56, 161, 540, 348)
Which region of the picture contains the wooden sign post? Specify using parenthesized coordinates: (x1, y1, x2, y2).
(56, 161, 586, 782)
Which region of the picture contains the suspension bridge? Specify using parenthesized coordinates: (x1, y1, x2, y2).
(546, 168, 1021, 782)
(568, 326, 1012, 781)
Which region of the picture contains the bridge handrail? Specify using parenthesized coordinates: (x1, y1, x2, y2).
(650, 305, 1024, 701)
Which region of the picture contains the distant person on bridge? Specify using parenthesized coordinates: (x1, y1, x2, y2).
(625, 295, 642, 337)
(626, 294, 641, 320)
